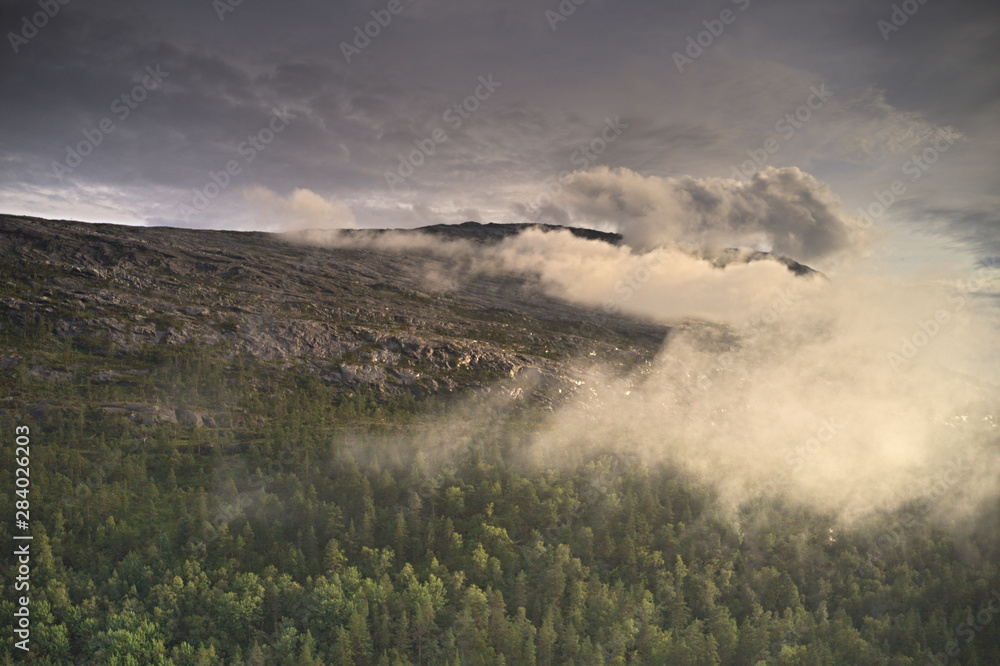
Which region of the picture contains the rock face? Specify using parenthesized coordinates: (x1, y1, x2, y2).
(414, 220, 623, 245)
(100, 403, 178, 426)
(0, 215, 817, 411)
(0, 215, 676, 400)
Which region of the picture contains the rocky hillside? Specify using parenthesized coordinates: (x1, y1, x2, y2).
(0, 215, 664, 425)
(0, 214, 816, 429)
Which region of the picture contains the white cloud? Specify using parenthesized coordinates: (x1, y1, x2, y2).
(296, 223, 1000, 521)
(244, 186, 357, 231)
(839, 87, 960, 160)
(550, 165, 862, 263)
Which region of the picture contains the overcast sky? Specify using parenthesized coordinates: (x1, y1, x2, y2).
(1, 0, 998, 271)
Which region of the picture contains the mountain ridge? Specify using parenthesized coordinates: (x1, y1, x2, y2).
(0, 213, 820, 428)
(0, 214, 668, 426)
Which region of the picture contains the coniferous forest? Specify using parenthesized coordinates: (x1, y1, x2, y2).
(4, 0, 1000, 661)
(2, 331, 999, 665)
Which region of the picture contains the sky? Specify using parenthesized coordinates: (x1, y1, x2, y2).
(1, 0, 998, 275)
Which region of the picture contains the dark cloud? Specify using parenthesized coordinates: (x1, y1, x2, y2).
(558, 166, 857, 262)
(0, 0, 998, 261)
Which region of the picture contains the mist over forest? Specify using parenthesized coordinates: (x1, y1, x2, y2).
(3, 0, 1000, 663)
(0, 212, 998, 664)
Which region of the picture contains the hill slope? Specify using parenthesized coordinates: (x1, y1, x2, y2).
(1, 215, 998, 665)
(0, 215, 673, 415)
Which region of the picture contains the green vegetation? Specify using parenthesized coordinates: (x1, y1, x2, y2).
(1, 339, 998, 665)
(0, 232, 996, 665)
